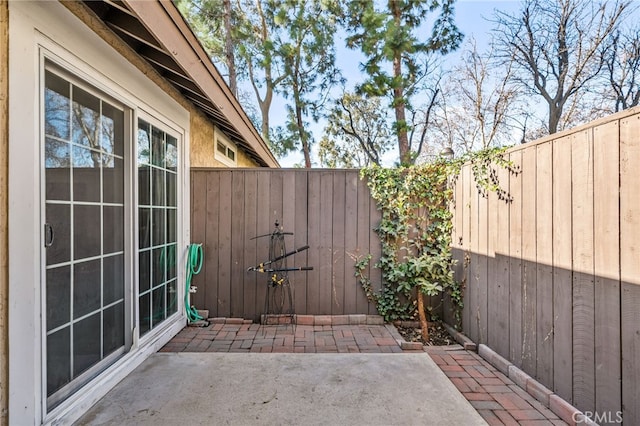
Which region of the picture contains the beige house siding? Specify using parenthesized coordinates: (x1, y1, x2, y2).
(61, 1, 262, 169)
(0, 0, 9, 423)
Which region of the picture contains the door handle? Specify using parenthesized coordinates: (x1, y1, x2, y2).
(44, 223, 54, 248)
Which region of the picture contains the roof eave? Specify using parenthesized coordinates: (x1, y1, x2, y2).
(122, 0, 279, 168)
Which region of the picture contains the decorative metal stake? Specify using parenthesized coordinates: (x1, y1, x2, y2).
(247, 220, 312, 320)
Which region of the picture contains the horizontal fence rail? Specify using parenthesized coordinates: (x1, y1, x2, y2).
(451, 108, 640, 424)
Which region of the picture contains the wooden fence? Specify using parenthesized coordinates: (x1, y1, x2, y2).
(450, 108, 640, 423)
(189, 169, 385, 321)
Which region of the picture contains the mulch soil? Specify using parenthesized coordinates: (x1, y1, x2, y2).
(395, 321, 457, 346)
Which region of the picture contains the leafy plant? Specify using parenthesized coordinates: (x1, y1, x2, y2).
(358, 147, 515, 340)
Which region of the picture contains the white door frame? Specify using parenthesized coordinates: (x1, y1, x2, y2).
(8, 2, 190, 424)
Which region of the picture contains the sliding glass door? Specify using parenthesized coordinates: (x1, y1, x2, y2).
(42, 62, 182, 411)
(43, 66, 128, 408)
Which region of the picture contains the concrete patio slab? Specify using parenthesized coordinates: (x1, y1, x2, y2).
(76, 353, 487, 426)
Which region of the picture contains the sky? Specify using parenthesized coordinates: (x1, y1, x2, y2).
(274, 0, 524, 167)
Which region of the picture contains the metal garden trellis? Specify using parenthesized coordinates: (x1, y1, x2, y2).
(247, 220, 312, 322)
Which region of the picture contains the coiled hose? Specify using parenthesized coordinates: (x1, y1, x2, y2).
(185, 243, 204, 323)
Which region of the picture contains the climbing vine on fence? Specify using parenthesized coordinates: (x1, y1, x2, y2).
(358, 148, 516, 340)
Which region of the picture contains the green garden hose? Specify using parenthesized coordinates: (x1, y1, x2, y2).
(185, 243, 204, 323)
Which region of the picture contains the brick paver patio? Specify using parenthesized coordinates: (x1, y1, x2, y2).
(161, 322, 404, 353)
(161, 321, 567, 425)
(425, 346, 568, 426)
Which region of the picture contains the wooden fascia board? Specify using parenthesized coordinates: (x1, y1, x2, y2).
(122, 0, 279, 168)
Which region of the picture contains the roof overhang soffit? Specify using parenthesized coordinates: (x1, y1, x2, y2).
(81, 0, 278, 167)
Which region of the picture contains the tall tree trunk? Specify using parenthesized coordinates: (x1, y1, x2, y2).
(296, 103, 311, 168)
(548, 104, 561, 134)
(417, 291, 429, 342)
(223, 0, 237, 96)
(391, 1, 411, 164)
(259, 91, 272, 142)
(393, 79, 411, 164)
(293, 83, 311, 168)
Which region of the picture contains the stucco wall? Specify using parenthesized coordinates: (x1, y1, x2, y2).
(189, 110, 257, 168)
(61, 1, 261, 169)
(0, 0, 9, 423)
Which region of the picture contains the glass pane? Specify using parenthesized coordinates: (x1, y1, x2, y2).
(166, 279, 177, 316)
(152, 208, 165, 246)
(166, 209, 176, 243)
(72, 146, 101, 203)
(166, 135, 177, 171)
(227, 149, 235, 161)
(151, 126, 165, 167)
(45, 70, 70, 140)
(47, 327, 71, 396)
(73, 313, 101, 377)
(103, 254, 124, 305)
(139, 208, 151, 249)
(103, 302, 124, 356)
(137, 121, 151, 165)
(152, 248, 165, 287)
(74, 205, 101, 260)
(46, 203, 71, 266)
(152, 168, 165, 206)
(101, 102, 124, 157)
(73, 260, 101, 318)
(45, 138, 71, 201)
(217, 141, 226, 154)
(103, 205, 124, 254)
(166, 172, 176, 207)
(137, 120, 179, 334)
(72, 86, 101, 150)
(139, 250, 151, 293)
(139, 292, 150, 336)
(166, 244, 177, 280)
(138, 166, 151, 206)
(152, 286, 165, 327)
(103, 157, 124, 204)
(46, 266, 70, 331)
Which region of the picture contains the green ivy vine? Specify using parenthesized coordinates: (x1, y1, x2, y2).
(357, 147, 516, 336)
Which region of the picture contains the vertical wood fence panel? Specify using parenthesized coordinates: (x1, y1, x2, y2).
(620, 113, 640, 426)
(551, 135, 573, 403)
(494, 163, 511, 360)
(204, 172, 220, 314)
(486, 166, 499, 350)
(593, 121, 621, 417)
(477, 182, 489, 345)
(571, 129, 595, 413)
(344, 172, 359, 315)
(355, 178, 372, 314)
(331, 171, 346, 315)
(190, 169, 385, 320)
(242, 171, 258, 319)
(293, 171, 309, 314)
(190, 170, 207, 310)
(535, 141, 553, 390)
(508, 151, 523, 368)
(521, 146, 537, 375)
(469, 165, 480, 343)
(455, 107, 640, 423)
(461, 164, 472, 336)
(217, 171, 233, 317)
